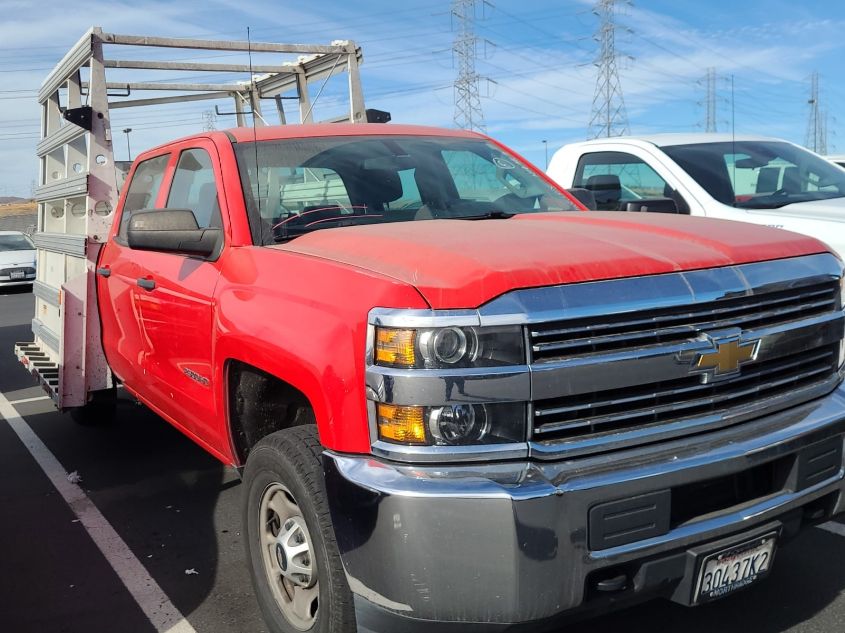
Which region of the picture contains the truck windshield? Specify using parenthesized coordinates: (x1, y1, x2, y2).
(662, 141, 845, 209)
(234, 135, 577, 244)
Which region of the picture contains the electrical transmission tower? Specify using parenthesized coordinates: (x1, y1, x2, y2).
(805, 72, 828, 153)
(452, 0, 489, 132)
(704, 67, 717, 132)
(203, 110, 218, 131)
(819, 110, 829, 155)
(589, 0, 630, 139)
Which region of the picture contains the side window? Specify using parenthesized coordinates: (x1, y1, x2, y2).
(118, 154, 169, 241)
(166, 149, 221, 229)
(574, 151, 671, 211)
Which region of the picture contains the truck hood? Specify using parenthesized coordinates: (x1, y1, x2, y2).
(762, 196, 845, 223)
(279, 212, 827, 309)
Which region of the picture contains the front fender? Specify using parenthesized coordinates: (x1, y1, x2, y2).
(213, 246, 428, 457)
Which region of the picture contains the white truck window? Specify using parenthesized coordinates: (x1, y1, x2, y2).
(663, 141, 845, 209)
(574, 151, 670, 211)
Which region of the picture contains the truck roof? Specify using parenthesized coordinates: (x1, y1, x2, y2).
(567, 133, 780, 149)
(139, 123, 485, 155)
(227, 123, 483, 142)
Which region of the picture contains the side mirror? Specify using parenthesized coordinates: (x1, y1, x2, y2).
(127, 209, 221, 258)
(567, 188, 597, 210)
(625, 198, 679, 214)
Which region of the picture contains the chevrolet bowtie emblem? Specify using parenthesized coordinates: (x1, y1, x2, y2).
(692, 335, 760, 380)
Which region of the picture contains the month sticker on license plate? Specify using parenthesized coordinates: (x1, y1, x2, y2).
(694, 533, 777, 603)
(10, 270, 24, 280)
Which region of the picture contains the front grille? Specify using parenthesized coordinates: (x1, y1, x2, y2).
(525, 270, 843, 453)
(530, 280, 838, 362)
(533, 345, 838, 440)
(0, 266, 35, 276)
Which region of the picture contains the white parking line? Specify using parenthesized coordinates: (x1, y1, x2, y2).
(0, 392, 198, 633)
(7, 395, 51, 405)
(818, 521, 845, 537)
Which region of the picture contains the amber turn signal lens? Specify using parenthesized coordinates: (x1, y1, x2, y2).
(377, 403, 427, 444)
(375, 328, 417, 367)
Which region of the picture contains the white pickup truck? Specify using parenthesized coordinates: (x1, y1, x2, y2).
(548, 133, 845, 256)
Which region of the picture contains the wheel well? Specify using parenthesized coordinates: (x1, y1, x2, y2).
(227, 360, 317, 465)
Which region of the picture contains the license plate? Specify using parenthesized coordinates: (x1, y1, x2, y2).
(694, 533, 777, 603)
(10, 270, 24, 280)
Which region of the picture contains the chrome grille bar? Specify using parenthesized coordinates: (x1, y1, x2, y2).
(534, 347, 836, 436)
(531, 281, 837, 361)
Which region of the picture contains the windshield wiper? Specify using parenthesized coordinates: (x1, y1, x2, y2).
(454, 210, 516, 220)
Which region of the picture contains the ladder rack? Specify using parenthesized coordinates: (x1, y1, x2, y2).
(16, 27, 367, 407)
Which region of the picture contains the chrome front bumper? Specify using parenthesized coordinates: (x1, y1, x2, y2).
(325, 385, 845, 632)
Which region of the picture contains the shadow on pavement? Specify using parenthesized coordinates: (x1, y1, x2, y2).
(18, 397, 261, 631)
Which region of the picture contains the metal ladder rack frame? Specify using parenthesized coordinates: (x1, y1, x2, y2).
(15, 26, 367, 408)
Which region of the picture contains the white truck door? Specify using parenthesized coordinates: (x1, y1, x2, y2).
(565, 147, 699, 215)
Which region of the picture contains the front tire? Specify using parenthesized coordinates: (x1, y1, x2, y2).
(243, 426, 355, 633)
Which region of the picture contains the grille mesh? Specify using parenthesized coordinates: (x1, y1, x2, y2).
(529, 279, 841, 446)
(530, 281, 837, 362)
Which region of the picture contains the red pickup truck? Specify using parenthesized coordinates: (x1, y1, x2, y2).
(16, 28, 845, 633)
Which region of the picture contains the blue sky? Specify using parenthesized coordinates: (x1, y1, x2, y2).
(0, 0, 843, 198)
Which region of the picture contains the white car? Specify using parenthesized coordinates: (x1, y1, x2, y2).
(548, 134, 845, 257)
(0, 231, 36, 287)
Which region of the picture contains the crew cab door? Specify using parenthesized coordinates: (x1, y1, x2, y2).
(98, 153, 170, 391)
(101, 139, 228, 442)
(131, 141, 227, 441)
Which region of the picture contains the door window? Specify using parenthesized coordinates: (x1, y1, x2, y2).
(574, 151, 671, 210)
(118, 154, 169, 241)
(166, 149, 222, 229)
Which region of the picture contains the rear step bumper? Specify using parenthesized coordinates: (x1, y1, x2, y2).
(14, 342, 59, 404)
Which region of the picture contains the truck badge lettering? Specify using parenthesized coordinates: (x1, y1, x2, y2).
(182, 367, 210, 387)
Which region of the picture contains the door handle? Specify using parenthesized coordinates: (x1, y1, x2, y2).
(136, 278, 156, 290)
(96, 267, 111, 278)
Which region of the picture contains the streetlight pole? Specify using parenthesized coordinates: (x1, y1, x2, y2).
(122, 128, 133, 160)
(542, 139, 548, 170)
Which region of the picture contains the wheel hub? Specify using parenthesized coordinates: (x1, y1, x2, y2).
(274, 515, 315, 588)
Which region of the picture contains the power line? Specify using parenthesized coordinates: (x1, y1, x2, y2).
(589, 0, 630, 138)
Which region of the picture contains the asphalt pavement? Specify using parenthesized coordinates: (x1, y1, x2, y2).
(1, 285, 845, 633)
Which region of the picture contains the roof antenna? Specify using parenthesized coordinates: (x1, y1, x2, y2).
(731, 73, 737, 208)
(246, 27, 263, 224)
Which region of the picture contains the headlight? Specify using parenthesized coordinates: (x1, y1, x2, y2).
(377, 402, 525, 446)
(374, 325, 524, 368)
